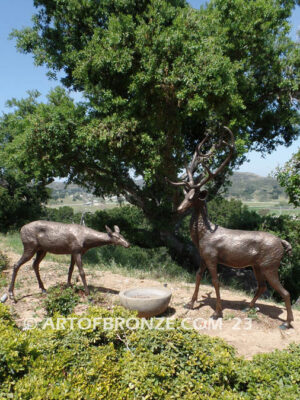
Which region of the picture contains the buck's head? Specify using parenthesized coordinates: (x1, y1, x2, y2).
(105, 225, 130, 248)
(177, 188, 208, 214)
(167, 126, 235, 214)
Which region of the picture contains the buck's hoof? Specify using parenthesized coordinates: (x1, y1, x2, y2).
(8, 292, 16, 303)
(41, 289, 47, 294)
(184, 302, 194, 310)
(279, 322, 292, 330)
(211, 312, 223, 320)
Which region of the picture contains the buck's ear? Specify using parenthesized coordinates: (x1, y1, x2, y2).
(198, 190, 208, 200)
(105, 225, 113, 236)
(114, 225, 120, 233)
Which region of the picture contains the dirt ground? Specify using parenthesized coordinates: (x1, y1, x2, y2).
(1, 250, 300, 360)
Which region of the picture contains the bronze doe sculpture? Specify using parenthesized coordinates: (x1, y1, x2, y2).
(9, 221, 130, 301)
(167, 127, 294, 327)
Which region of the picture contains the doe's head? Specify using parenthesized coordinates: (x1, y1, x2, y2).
(105, 225, 130, 248)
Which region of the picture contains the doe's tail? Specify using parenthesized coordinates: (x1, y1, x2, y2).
(281, 239, 292, 256)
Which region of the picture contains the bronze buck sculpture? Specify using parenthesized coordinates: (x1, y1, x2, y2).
(8, 221, 130, 301)
(167, 127, 294, 327)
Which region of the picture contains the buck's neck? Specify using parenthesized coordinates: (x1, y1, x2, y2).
(190, 202, 215, 239)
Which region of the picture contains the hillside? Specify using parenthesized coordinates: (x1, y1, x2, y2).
(48, 172, 286, 203)
(226, 172, 286, 201)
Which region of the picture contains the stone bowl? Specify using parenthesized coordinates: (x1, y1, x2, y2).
(119, 287, 172, 318)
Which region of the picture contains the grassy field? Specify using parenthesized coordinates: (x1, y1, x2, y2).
(49, 196, 300, 217)
(243, 200, 299, 217)
(48, 195, 121, 213)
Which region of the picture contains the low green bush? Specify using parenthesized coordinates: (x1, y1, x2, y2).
(0, 304, 299, 399)
(0, 250, 9, 273)
(43, 285, 80, 317)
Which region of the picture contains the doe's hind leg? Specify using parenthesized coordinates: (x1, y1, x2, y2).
(32, 251, 47, 293)
(9, 248, 36, 301)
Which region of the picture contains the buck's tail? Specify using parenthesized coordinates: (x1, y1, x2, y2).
(281, 239, 292, 256)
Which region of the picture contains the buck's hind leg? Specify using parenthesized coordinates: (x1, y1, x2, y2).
(186, 262, 207, 309)
(32, 251, 47, 293)
(249, 266, 267, 308)
(9, 248, 36, 301)
(264, 268, 294, 327)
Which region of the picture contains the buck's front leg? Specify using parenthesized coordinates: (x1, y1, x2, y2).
(207, 262, 223, 319)
(185, 263, 207, 309)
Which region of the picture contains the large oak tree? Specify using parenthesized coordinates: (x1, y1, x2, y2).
(2, 0, 300, 249)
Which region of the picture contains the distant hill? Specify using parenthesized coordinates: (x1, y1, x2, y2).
(226, 172, 286, 201)
(48, 172, 286, 203)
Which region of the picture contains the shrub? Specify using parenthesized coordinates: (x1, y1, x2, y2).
(85, 205, 161, 248)
(0, 251, 9, 289)
(0, 306, 299, 399)
(44, 206, 79, 224)
(43, 285, 80, 317)
(0, 250, 9, 273)
(258, 215, 300, 302)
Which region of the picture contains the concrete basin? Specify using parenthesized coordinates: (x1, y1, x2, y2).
(119, 287, 172, 318)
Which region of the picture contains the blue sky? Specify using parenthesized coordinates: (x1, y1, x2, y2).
(1, 0, 299, 176)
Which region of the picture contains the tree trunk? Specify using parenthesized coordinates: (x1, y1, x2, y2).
(160, 230, 201, 270)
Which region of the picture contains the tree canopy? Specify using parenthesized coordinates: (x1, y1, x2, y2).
(276, 149, 300, 207)
(2, 0, 300, 229)
(0, 91, 50, 231)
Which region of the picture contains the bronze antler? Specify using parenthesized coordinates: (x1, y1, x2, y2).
(167, 126, 235, 189)
(191, 126, 235, 188)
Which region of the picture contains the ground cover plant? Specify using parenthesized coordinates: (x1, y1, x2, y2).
(0, 303, 299, 399)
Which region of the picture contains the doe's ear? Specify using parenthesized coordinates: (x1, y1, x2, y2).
(105, 225, 113, 236)
(114, 225, 120, 233)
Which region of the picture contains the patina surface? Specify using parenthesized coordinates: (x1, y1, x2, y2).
(167, 127, 293, 327)
(9, 221, 130, 300)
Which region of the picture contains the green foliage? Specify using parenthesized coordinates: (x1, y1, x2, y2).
(0, 92, 50, 232)
(0, 304, 37, 390)
(3, 0, 299, 227)
(275, 149, 300, 207)
(258, 215, 300, 302)
(44, 286, 80, 317)
(0, 250, 9, 273)
(45, 206, 78, 224)
(86, 244, 193, 283)
(0, 169, 49, 232)
(85, 205, 161, 248)
(208, 197, 262, 230)
(0, 305, 299, 399)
